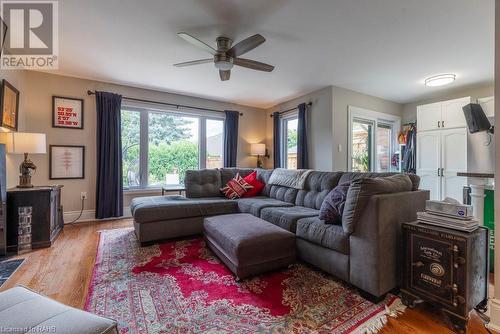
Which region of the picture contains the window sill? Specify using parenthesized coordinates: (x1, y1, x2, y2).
(123, 188, 162, 196)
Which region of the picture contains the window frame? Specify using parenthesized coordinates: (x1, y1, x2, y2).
(280, 113, 299, 169)
(347, 106, 401, 172)
(121, 105, 225, 190)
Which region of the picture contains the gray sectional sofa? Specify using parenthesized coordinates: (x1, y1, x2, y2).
(131, 168, 429, 299)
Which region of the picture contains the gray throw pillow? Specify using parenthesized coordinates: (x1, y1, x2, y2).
(342, 174, 413, 234)
(319, 182, 350, 225)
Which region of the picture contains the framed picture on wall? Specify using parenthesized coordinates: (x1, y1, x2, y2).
(52, 96, 84, 129)
(0, 79, 19, 131)
(49, 145, 85, 179)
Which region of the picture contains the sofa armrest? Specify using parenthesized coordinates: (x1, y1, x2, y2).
(349, 190, 429, 297)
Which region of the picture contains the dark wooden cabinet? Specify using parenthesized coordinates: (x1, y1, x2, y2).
(7, 186, 64, 252)
(401, 222, 488, 333)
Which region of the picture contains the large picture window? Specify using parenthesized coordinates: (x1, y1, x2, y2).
(121, 107, 224, 189)
(281, 116, 298, 169)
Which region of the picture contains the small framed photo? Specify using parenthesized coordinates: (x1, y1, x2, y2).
(52, 96, 84, 129)
(49, 145, 85, 179)
(0, 79, 19, 131)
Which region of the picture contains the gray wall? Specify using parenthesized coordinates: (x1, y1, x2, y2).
(2, 70, 267, 213)
(265, 85, 404, 172)
(402, 82, 495, 174)
(265, 87, 333, 171)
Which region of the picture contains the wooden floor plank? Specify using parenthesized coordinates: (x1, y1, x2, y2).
(0, 219, 494, 334)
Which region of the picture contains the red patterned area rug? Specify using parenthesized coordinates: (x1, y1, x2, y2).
(85, 228, 405, 333)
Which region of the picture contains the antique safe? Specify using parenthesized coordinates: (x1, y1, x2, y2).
(401, 222, 488, 333)
(7, 185, 64, 252)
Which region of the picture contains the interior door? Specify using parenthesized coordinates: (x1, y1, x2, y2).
(416, 131, 441, 200)
(440, 128, 467, 202)
(417, 102, 441, 132)
(441, 97, 470, 129)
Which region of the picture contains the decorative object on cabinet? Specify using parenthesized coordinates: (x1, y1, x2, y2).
(52, 96, 84, 129)
(416, 97, 470, 202)
(0, 79, 19, 131)
(7, 132, 47, 188)
(250, 143, 267, 168)
(49, 145, 85, 179)
(7, 185, 64, 252)
(401, 221, 488, 334)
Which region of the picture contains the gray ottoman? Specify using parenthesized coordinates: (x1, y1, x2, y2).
(0, 286, 118, 334)
(203, 213, 296, 279)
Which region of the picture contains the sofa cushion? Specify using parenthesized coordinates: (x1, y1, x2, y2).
(319, 181, 350, 224)
(296, 217, 350, 255)
(339, 172, 420, 191)
(342, 174, 413, 234)
(295, 171, 343, 209)
(131, 195, 238, 224)
(236, 196, 293, 216)
(260, 206, 320, 233)
(242, 171, 265, 197)
(219, 168, 255, 186)
(185, 169, 222, 198)
(220, 173, 254, 199)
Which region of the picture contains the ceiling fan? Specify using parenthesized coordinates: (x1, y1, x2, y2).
(174, 32, 275, 81)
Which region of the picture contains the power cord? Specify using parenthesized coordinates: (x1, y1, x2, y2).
(66, 197, 85, 225)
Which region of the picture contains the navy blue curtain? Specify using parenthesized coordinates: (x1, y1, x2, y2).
(224, 110, 239, 167)
(95, 91, 123, 219)
(273, 112, 282, 168)
(297, 103, 309, 169)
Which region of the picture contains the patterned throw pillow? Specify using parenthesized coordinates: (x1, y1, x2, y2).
(319, 182, 351, 225)
(220, 173, 254, 199)
(242, 171, 265, 198)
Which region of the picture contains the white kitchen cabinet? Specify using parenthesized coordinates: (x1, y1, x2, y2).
(416, 131, 441, 200)
(416, 97, 470, 132)
(440, 128, 468, 201)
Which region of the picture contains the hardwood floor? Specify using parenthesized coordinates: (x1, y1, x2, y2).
(0, 219, 494, 334)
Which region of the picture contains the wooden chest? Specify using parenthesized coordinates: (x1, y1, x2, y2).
(401, 222, 488, 333)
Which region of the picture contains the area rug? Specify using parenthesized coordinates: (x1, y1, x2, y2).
(85, 228, 405, 333)
(0, 259, 24, 287)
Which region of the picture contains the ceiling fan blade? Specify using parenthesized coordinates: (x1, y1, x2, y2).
(173, 59, 213, 67)
(177, 32, 217, 55)
(227, 34, 265, 57)
(219, 70, 231, 81)
(233, 58, 274, 72)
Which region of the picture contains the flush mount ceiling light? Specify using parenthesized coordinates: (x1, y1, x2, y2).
(424, 74, 456, 87)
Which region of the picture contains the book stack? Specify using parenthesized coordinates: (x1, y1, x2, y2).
(417, 198, 478, 232)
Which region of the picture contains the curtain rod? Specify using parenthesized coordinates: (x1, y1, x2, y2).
(270, 102, 312, 117)
(87, 90, 243, 116)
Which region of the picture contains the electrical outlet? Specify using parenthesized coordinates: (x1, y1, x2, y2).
(81, 192, 87, 200)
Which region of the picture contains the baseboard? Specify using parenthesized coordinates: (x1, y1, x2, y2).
(63, 206, 132, 224)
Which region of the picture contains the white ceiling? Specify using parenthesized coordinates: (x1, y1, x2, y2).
(56, 0, 494, 108)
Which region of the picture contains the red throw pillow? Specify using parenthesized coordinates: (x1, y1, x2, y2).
(220, 173, 254, 199)
(242, 171, 265, 198)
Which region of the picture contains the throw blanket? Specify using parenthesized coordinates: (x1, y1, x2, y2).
(267, 168, 312, 189)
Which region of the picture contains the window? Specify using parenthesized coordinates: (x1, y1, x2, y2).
(348, 106, 400, 172)
(282, 116, 298, 169)
(121, 107, 224, 189)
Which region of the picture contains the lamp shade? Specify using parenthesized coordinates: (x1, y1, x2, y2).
(250, 143, 266, 156)
(8, 132, 46, 154)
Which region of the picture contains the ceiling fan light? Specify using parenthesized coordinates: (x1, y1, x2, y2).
(425, 74, 456, 87)
(215, 60, 233, 71)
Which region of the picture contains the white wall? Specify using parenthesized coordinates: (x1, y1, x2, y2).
(2, 70, 267, 214)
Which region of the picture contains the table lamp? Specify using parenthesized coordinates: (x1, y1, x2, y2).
(250, 143, 267, 168)
(8, 132, 46, 188)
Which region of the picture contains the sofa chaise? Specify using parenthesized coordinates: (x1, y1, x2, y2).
(131, 168, 429, 299)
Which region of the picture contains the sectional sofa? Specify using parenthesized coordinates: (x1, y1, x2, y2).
(131, 168, 429, 299)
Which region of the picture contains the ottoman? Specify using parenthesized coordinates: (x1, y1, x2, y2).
(203, 213, 296, 279)
(0, 286, 118, 334)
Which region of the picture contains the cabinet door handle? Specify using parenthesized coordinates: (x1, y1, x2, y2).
(437, 168, 440, 176)
(442, 121, 445, 127)
(437, 121, 441, 128)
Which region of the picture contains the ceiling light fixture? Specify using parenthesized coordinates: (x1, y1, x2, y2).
(424, 74, 456, 87)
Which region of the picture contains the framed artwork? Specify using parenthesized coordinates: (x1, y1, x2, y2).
(1, 18, 7, 56)
(52, 96, 84, 129)
(49, 145, 85, 179)
(0, 79, 19, 131)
